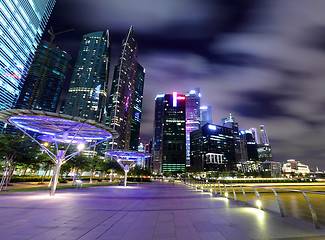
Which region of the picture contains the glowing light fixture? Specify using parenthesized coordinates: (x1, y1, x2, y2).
(173, 92, 177, 107)
(225, 192, 229, 198)
(43, 142, 49, 147)
(77, 143, 85, 150)
(190, 90, 196, 94)
(200, 106, 208, 110)
(208, 124, 217, 131)
(256, 199, 262, 209)
(156, 94, 165, 98)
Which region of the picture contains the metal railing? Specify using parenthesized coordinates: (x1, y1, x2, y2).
(184, 179, 325, 229)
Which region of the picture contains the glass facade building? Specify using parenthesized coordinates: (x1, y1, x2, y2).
(190, 123, 236, 172)
(0, 0, 55, 111)
(200, 106, 212, 126)
(185, 88, 200, 167)
(106, 26, 145, 150)
(129, 63, 145, 150)
(15, 40, 71, 112)
(154, 93, 186, 173)
(153, 94, 165, 173)
(63, 31, 110, 123)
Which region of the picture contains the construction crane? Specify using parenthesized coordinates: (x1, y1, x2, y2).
(27, 27, 75, 110)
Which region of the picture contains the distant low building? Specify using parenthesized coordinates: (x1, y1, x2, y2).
(237, 161, 282, 177)
(282, 159, 310, 177)
(260, 161, 282, 177)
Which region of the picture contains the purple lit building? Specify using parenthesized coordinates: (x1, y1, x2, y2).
(185, 88, 201, 167)
(200, 106, 212, 126)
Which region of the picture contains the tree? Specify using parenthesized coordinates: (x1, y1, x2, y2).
(0, 134, 39, 191)
(85, 155, 102, 183)
(69, 154, 89, 185)
(98, 159, 123, 182)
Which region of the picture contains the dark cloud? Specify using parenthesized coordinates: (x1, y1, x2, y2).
(234, 91, 292, 119)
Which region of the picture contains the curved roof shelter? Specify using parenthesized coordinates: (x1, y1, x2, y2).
(0, 109, 119, 196)
(0, 109, 119, 143)
(105, 150, 150, 159)
(105, 150, 150, 187)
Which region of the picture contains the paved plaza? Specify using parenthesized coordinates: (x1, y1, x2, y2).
(0, 182, 325, 240)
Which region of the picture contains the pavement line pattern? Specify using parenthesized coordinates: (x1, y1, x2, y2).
(0, 182, 325, 239)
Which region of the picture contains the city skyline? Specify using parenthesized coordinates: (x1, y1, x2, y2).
(40, 0, 325, 169)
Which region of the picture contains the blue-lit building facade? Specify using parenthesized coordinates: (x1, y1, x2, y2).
(190, 123, 236, 172)
(153, 94, 165, 173)
(0, 0, 55, 112)
(15, 40, 71, 112)
(63, 31, 110, 123)
(185, 89, 201, 167)
(200, 106, 212, 126)
(153, 92, 186, 173)
(106, 26, 145, 150)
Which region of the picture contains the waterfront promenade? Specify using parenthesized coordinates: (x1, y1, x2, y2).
(0, 182, 325, 240)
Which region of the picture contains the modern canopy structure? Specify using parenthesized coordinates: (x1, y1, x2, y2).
(0, 109, 118, 196)
(105, 150, 150, 187)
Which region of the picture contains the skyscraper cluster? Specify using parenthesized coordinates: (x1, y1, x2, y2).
(63, 27, 145, 152)
(0, 2, 145, 151)
(152, 90, 273, 174)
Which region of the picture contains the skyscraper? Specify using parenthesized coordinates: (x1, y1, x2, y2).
(15, 40, 71, 112)
(185, 88, 200, 167)
(0, 0, 56, 111)
(200, 106, 212, 126)
(106, 26, 145, 150)
(190, 123, 236, 172)
(153, 94, 165, 173)
(129, 64, 145, 150)
(153, 92, 186, 173)
(221, 113, 241, 163)
(63, 31, 110, 123)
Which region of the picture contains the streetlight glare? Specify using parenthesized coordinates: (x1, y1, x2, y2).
(77, 143, 85, 150)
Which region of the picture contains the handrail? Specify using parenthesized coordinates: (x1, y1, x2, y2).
(184, 179, 322, 229)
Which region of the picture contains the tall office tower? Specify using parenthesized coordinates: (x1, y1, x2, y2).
(0, 0, 56, 112)
(185, 89, 200, 167)
(152, 94, 165, 173)
(222, 113, 241, 163)
(15, 40, 71, 112)
(259, 125, 270, 145)
(153, 92, 186, 173)
(107, 26, 145, 150)
(239, 129, 259, 161)
(129, 64, 145, 150)
(257, 125, 272, 161)
(190, 124, 236, 172)
(63, 31, 110, 123)
(200, 106, 212, 126)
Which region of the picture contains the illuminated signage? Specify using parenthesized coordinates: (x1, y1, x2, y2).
(208, 124, 217, 131)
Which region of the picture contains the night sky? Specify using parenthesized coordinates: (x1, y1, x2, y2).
(43, 0, 325, 170)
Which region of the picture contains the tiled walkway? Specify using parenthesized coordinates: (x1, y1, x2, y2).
(0, 182, 324, 240)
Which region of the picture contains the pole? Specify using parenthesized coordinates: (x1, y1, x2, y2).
(50, 151, 64, 196)
(124, 170, 128, 187)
